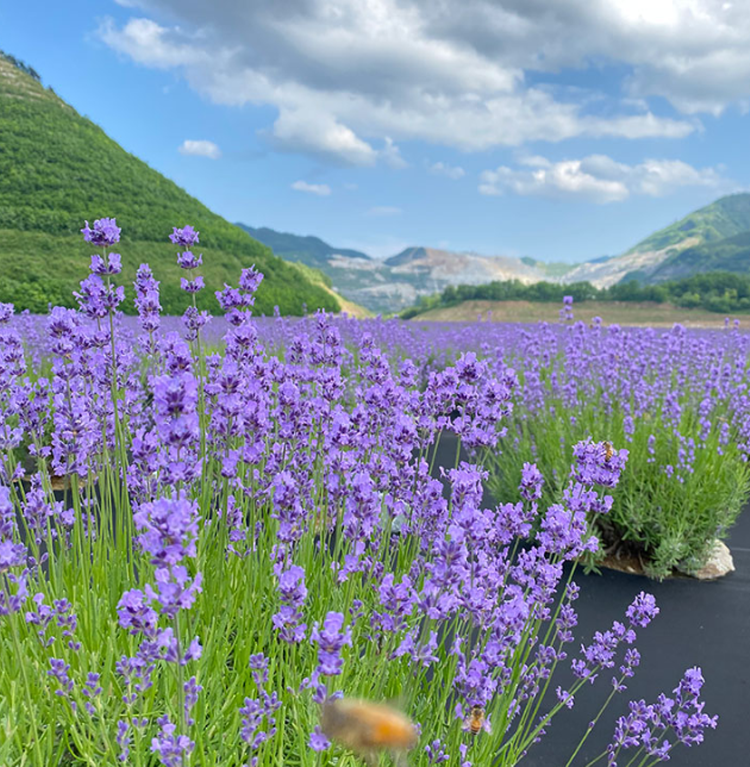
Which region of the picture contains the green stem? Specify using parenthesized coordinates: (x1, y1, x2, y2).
(10, 610, 45, 766)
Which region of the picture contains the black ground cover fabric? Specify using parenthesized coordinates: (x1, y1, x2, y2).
(431, 435, 748, 766)
(526, 507, 749, 767)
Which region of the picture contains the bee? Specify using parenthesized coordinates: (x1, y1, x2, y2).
(320, 697, 418, 767)
(603, 441, 614, 462)
(464, 705, 490, 735)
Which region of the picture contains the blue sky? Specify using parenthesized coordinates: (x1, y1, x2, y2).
(2, 0, 749, 262)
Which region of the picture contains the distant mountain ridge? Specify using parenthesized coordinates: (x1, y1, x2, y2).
(562, 194, 750, 287)
(236, 225, 371, 267)
(240, 228, 575, 313)
(241, 192, 750, 313)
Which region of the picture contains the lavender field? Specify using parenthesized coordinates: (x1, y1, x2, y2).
(0, 221, 741, 766)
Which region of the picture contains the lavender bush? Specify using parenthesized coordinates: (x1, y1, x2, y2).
(486, 306, 750, 578)
(0, 220, 720, 765)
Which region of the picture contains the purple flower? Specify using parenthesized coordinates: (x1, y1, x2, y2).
(183, 676, 203, 725)
(73, 274, 108, 319)
(0, 539, 27, 617)
(239, 266, 263, 296)
(626, 592, 659, 628)
(425, 739, 449, 764)
(133, 495, 199, 566)
(520, 462, 544, 501)
(145, 566, 203, 619)
(25, 593, 55, 645)
(117, 720, 130, 762)
(177, 251, 203, 270)
(117, 588, 159, 636)
(378, 573, 417, 631)
(0, 485, 16, 540)
(311, 612, 352, 677)
(82, 672, 103, 714)
(607, 667, 717, 764)
(90, 253, 122, 275)
(239, 662, 281, 758)
(538, 502, 596, 559)
(277, 565, 307, 604)
(134, 264, 161, 335)
(48, 657, 74, 699)
(151, 715, 194, 767)
(82, 218, 121, 247)
(170, 226, 200, 248)
(182, 306, 211, 343)
(556, 686, 575, 709)
(216, 285, 244, 312)
(571, 439, 628, 489)
(272, 564, 307, 643)
(180, 276, 205, 294)
(308, 725, 330, 752)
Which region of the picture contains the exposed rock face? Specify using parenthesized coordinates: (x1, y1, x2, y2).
(686, 540, 736, 580)
(560, 238, 701, 288)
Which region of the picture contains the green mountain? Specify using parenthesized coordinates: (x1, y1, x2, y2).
(644, 230, 750, 283)
(625, 193, 750, 255)
(562, 193, 750, 288)
(236, 225, 370, 268)
(0, 52, 339, 315)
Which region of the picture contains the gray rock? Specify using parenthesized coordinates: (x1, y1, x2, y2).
(689, 540, 736, 580)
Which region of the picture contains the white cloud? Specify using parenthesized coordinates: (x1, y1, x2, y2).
(368, 206, 402, 216)
(480, 155, 723, 203)
(272, 111, 377, 166)
(429, 161, 465, 179)
(178, 139, 221, 159)
(96, 3, 712, 165)
(380, 137, 407, 169)
(420, 0, 750, 116)
(100, 17, 199, 69)
(291, 180, 331, 196)
(516, 154, 552, 168)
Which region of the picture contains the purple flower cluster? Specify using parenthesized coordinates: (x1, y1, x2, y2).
(216, 266, 264, 326)
(170, 225, 200, 248)
(560, 295, 575, 322)
(81, 218, 121, 247)
(170, 224, 211, 341)
(145, 372, 201, 486)
(572, 592, 659, 685)
(311, 612, 352, 678)
(74, 273, 125, 319)
(117, 492, 203, 757)
(26, 593, 80, 651)
(134, 494, 200, 567)
(134, 264, 161, 338)
(271, 564, 307, 643)
(607, 667, 717, 765)
(90, 253, 122, 276)
(0, 218, 728, 765)
(151, 715, 194, 767)
(0, 537, 27, 617)
(239, 653, 281, 766)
